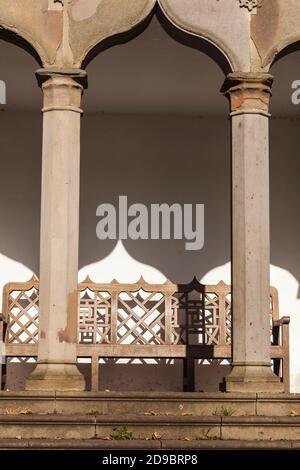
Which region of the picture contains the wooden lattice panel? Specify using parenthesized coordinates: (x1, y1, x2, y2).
(173, 280, 232, 347)
(118, 290, 169, 345)
(225, 293, 232, 344)
(5, 281, 39, 345)
(3, 277, 278, 348)
(78, 288, 111, 344)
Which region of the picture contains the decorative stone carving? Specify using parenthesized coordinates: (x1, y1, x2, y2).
(239, 0, 263, 12)
(223, 72, 273, 117)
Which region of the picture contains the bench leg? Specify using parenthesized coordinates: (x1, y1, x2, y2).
(0, 361, 2, 391)
(183, 357, 195, 392)
(282, 324, 290, 393)
(273, 358, 281, 377)
(282, 357, 290, 393)
(91, 355, 99, 392)
(0, 358, 7, 391)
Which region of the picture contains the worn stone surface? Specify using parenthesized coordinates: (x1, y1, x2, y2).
(0, 1, 299, 71)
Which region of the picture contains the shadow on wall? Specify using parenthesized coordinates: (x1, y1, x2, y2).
(1, 113, 298, 291)
(0, 113, 41, 279)
(79, 114, 231, 282)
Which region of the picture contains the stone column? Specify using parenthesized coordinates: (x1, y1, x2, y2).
(223, 72, 283, 393)
(26, 69, 87, 391)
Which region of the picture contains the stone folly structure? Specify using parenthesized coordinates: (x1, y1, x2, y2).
(0, 0, 299, 396)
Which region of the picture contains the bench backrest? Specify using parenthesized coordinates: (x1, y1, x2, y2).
(2, 276, 278, 349)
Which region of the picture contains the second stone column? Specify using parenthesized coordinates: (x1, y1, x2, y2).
(223, 72, 284, 393)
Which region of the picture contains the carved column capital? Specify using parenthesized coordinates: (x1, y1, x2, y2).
(36, 68, 87, 114)
(222, 72, 273, 117)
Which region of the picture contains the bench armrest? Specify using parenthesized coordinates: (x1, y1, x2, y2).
(273, 316, 290, 327)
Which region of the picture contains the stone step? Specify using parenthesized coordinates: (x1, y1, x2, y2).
(0, 438, 300, 450)
(0, 414, 300, 442)
(1, 391, 300, 416)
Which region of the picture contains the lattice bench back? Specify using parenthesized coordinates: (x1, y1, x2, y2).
(2, 276, 279, 348)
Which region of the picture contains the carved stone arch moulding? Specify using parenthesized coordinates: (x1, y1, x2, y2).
(158, 0, 251, 72)
(0, 0, 64, 66)
(250, 0, 300, 71)
(71, 0, 157, 67)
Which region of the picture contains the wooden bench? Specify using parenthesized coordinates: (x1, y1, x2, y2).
(0, 276, 290, 392)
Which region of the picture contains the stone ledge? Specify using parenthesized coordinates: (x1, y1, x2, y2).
(2, 392, 300, 417)
(0, 439, 298, 450)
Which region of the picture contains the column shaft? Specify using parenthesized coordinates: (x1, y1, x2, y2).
(26, 70, 87, 391)
(223, 73, 284, 393)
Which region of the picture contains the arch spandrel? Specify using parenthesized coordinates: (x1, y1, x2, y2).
(69, 0, 157, 67)
(158, 0, 251, 72)
(252, 0, 300, 70)
(0, 0, 63, 65)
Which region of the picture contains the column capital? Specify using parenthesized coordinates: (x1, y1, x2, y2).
(36, 68, 87, 114)
(222, 72, 274, 117)
(36, 67, 88, 88)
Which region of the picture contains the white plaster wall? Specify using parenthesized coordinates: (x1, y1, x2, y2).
(1, 112, 300, 391)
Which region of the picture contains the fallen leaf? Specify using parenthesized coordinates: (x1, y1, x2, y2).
(290, 410, 299, 417)
(19, 408, 33, 415)
(4, 407, 33, 415)
(152, 432, 162, 440)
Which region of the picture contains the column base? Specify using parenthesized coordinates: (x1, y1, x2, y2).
(26, 362, 86, 392)
(225, 363, 284, 393)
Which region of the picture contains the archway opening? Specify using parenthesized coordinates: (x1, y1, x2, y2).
(79, 14, 231, 392)
(0, 37, 42, 390)
(269, 46, 300, 392)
